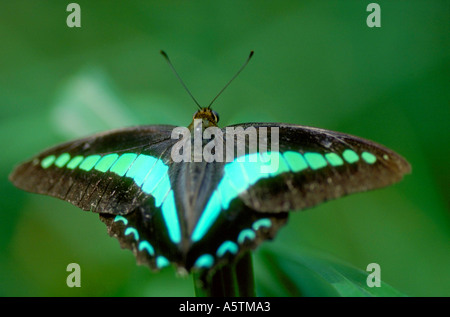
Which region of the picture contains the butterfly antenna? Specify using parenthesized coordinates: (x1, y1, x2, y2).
(160, 50, 202, 110)
(207, 51, 254, 109)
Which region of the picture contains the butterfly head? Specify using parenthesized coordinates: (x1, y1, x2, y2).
(191, 107, 220, 129)
(161, 50, 252, 131)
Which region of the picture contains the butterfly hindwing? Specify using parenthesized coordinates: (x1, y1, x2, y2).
(100, 201, 289, 272)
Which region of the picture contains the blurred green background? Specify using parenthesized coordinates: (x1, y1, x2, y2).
(1, 1, 448, 297)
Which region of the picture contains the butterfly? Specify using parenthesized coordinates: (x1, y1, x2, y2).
(9, 51, 410, 279)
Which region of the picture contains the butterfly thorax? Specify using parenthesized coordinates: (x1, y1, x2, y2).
(172, 108, 224, 248)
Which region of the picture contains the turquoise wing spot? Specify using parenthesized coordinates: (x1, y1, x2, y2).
(151, 175, 171, 207)
(95, 153, 119, 172)
(283, 151, 308, 172)
(130, 158, 181, 245)
(224, 161, 249, 192)
(236, 160, 250, 184)
(343, 149, 359, 163)
(138, 241, 155, 256)
(156, 256, 170, 269)
(252, 218, 272, 231)
(237, 229, 256, 244)
(216, 241, 238, 257)
(194, 254, 214, 269)
(325, 152, 344, 167)
(54, 153, 71, 168)
(217, 173, 239, 210)
(126, 154, 157, 186)
(142, 160, 168, 194)
(239, 153, 268, 185)
(113, 215, 128, 225)
(79, 155, 101, 171)
(260, 151, 290, 176)
(304, 152, 328, 170)
(245, 152, 261, 163)
(41, 155, 56, 169)
(191, 190, 222, 242)
(161, 190, 181, 244)
(362, 151, 377, 164)
(110, 153, 138, 176)
(66, 155, 84, 169)
(124, 227, 139, 241)
(272, 152, 291, 175)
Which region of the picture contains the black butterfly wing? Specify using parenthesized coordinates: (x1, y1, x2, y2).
(222, 122, 411, 213)
(9, 125, 176, 215)
(9, 124, 203, 271)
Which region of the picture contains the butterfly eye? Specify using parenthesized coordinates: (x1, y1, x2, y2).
(212, 110, 220, 123)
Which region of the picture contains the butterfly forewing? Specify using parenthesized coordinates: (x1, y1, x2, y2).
(222, 123, 411, 213)
(9, 125, 177, 215)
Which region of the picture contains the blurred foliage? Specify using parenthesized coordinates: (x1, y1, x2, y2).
(255, 247, 406, 297)
(0, 1, 448, 297)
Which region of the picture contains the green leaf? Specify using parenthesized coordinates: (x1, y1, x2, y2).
(255, 247, 407, 297)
